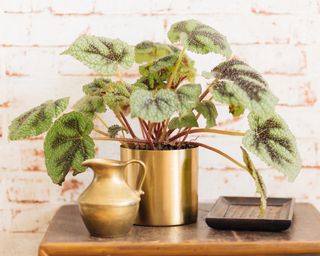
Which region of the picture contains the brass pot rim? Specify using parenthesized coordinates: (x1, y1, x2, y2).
(120, 145, 199, 152)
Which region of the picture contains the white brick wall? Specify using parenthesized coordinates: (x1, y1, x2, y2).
(1, 0, 320, 234)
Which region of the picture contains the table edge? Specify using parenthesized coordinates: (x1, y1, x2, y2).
(39, 241, 320, 256)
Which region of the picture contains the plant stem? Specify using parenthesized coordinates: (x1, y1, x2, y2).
(94, 114, 109, 129)
(93, 128, 109, 137)
(188, 141, 248, 171)
(139, 118, 155, 149)
(120, 112, 137, 138)
(169, 128, 245, 142)
(167, 47, 186, 88)
(116, 67, 123, 82)
(93, 136, 148, 145)
(159, 120, 169, 143)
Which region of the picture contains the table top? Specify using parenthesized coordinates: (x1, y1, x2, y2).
(39, 203, 320, 256)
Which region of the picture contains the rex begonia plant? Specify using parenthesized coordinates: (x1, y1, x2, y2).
(8, 20, 301, 214)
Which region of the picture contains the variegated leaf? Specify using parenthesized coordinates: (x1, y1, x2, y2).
(168, 112, 198, 129)
(44, 112, 95, 185)
(176, 83, 201, 114)
(73, 95, 106, 118)
(195, 100, 218, 128)
(211, 59, 278, 117)
(8, 97, 69, 140)
(243, 112, 301, 181)
(130, 89, 178, 122)
(138, 53, 196, 89)
(241, 147, 267, 216)
(103, 81, 131, 112)
(62, 35, 134, 75)
(167, 19, 232, 58)
(108, 124, 127, 138)
(135, 41, 178, 64)
(83, 78, 111, 96)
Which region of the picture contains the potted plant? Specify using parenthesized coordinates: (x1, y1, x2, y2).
(8, 19, 301, 226)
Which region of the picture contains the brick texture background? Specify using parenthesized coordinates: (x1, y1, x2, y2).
(0, 0, 320, 235)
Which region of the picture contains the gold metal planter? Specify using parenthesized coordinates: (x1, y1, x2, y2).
(121, 146, 198, 226)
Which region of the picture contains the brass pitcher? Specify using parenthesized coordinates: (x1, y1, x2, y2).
(79, 158, 146, 237)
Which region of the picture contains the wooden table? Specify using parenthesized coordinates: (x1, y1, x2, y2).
(39, 203, 320, 256)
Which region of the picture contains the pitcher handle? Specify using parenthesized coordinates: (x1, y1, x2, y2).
(124, 159, 146, 195)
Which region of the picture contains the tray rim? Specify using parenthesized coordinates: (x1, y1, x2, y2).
(207, 196, 295, 222)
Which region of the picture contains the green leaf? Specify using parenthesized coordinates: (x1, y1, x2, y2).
(135, 41, 178, 64)
(103, 81, 131, 112)
(73, 95, 106, 117)
(176, 83, 201, 114)
(44, 112, 95, 185)
(229, 103, 245, 117)
(83, 78, 111, 96)
(138, 53, 196, 89)
(53, 97, 70, 117)
(241, 147, 267, 216)
(168, 112, 198, 129)
(243, 112, 301, 181)
(167, 19, 232, 58)
(108, 124, 127, 138)
(8, 97, 69, 140)
(211, 59, 278, 117)
(195, 100, 218, 128)
(130, 89, 178, 122)
(62, 35, 134, 75)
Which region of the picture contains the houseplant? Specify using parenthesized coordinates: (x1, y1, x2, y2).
(8, 19, 301, 225)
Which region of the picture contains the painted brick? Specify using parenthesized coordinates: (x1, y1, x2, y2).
(94, 0, 152, 14)
(250, 0, 319, 15)
(20, 140, 46, 172)
(9, 204, 59, 232)
(0, 0, 48, 13)
(0, 14, 31, 45)
(152, 0, 251, 14)
(265, 75, 317, 106)
(4, 47, 58, 76)
(292, 16, 320, 44)
(5, 171, 52, 203)
(232, 44, 307, 75)
(50, 0, 95, 15)
(0, 142, 21, 171)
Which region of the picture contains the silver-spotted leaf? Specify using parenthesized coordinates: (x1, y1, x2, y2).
(243, 112, 301, 181)
(73, 95, 106, 117)
(8, 97, 69, 140)
(83, 78, 111, 96)
(44, 112, 95, 185)
(62, 35, 134, 75)
(211, 59, 278, 117)
(168, 112, 198, 129)
(103, 81, 131, 112)
(130, 89, 178, 122)
(176, 83, 201, 114)
(135, 41, 178, 64)
(168, 19, 232, 58)
(108, 124, 127, 138)
(241, 147, 267, 216)
(195, 100, 218, 128)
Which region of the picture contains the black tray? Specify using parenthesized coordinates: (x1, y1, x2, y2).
(205, 196, 294, 232)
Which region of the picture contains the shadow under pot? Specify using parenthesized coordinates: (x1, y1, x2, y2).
(121, 145, 198, 226)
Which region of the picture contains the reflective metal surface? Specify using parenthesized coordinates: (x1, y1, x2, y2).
(79, 158, 146, 237)
(121, 146, 198, 226)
